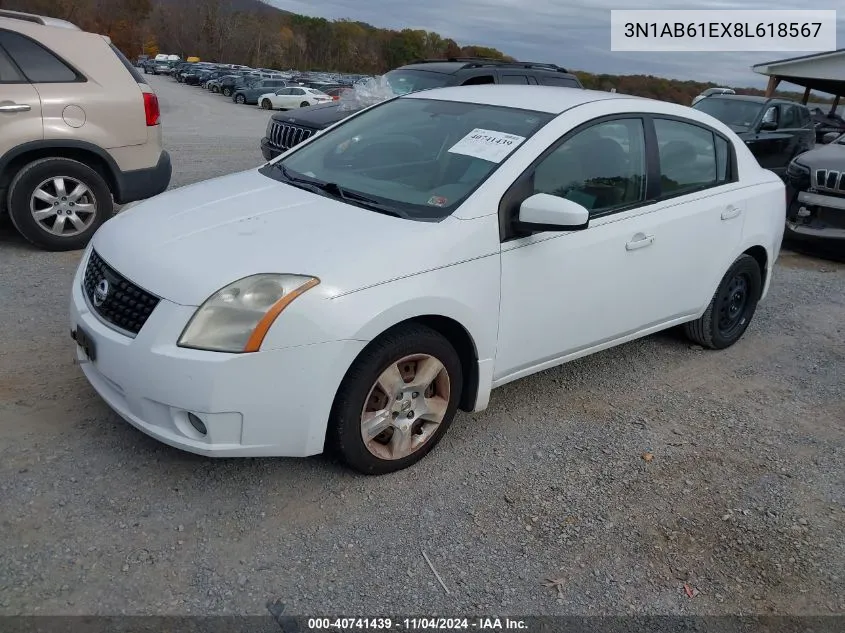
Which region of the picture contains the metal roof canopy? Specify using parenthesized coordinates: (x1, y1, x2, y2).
(752, 49, 845, 114)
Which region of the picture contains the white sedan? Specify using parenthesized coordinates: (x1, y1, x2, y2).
(259, 86, 332, 110)
(70, 86, 785, 474)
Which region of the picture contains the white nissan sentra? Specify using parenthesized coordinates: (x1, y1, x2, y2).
(70, 86, 785, 474)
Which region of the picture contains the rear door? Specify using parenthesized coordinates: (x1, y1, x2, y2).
(0, 38, 42, 161)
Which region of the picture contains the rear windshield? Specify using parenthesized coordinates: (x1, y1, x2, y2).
(110, 43, 146, 84)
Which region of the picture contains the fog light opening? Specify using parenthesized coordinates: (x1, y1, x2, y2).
(187, 413, 207, 436)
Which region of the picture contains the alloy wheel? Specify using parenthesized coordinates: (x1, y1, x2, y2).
(360, 354, 450, 460)
(29, 176, 97, 237)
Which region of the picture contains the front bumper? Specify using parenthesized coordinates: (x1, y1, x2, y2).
(785, 189, 845, 249)
(69, 256, 366, 457)
(260, 137, 281, 161)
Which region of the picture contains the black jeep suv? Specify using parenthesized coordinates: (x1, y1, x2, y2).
(692, 95, 815, 178)
(260, 58, 583, 160)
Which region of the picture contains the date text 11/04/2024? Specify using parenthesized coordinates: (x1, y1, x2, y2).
(623, 22, 823, 38)
(306, 617, 529, 630)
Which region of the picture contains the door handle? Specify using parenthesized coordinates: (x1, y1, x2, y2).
(0, 103, 31, 113)
(625, 233, 654, 251)
(721, 205, 742, 220)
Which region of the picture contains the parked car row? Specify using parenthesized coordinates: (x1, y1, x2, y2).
(139, 58, 353, 113)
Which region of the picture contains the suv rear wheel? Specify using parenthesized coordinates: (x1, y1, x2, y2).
(7, 158, 112, 251)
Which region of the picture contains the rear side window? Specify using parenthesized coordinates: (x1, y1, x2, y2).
(501, 74, 529, 84)
(538, 76, 580, 88)
(0, 30, 80, 83)
(0, 46, 23, 82)
(654, 118, 722, 195)
(109, 43, 146, 84)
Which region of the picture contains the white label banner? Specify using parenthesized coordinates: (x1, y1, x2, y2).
(610, 10, 837, 52)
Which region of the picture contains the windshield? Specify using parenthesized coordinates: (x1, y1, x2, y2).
(384, 69, 452, 95)
(268, 97, 554, 220)
(693, 98, 763, 130)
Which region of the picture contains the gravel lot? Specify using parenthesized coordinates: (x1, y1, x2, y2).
(1, 75, 844, 618)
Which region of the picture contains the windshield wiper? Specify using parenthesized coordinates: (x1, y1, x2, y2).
(274, 164, 403, 218)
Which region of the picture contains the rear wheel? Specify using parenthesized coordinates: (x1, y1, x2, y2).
(299, 101, 310, 108)
(7, 158, 112, 251)
(261, 99, 272, 110)
(211, 85, 220, 93)
(327, 324, 462, 475)
(683, 254, 762, 349)
(235, 94, 245, 104)
(222, 87, 232, 97)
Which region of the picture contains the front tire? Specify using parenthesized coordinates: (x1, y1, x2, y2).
(684, 254, 762, 349)
(235, 94, 245, 104)
(7, 158, 113, 251)
(211, 85, 220, 93)
(222, 87, 232, 97)
(261, 99, 272, 110)
(327, 324, 463, 475)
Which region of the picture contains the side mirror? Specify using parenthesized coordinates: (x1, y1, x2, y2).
(822, 131, 841, 144)
(516, 193, 589, 232)
(759, 120, 778, 131)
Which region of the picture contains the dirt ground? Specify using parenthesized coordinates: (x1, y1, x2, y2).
(0, 76, 843, 618)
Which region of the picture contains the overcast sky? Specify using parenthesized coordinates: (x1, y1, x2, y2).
(270, 0, 844, 89)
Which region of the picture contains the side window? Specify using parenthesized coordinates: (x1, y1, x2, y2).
(500, 74, 529, 84)
(293, 88, 305, 95)
(532, 118, 647, 215)
(715, 135, 731, 184)
(0, 31, 79, 82)
(654, 118, 718, 195)
(461, 74, 495, 86)
(538, 76, 580, 88)
(0, 45, 23, 82)
(276, 88, 291, 95)
(779, 105, 797, 128)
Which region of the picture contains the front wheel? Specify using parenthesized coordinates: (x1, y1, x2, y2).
(235, 94, 245, 104)
(7, 157, 113, 251)
(683, 254, 762, 349)
(327, 324, 463, 475)
(222, 87, 232, 97)
(261, 99, 272, 110)
(211, 85, 220, 93)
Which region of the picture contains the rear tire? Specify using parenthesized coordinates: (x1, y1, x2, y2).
(7, 158, 113, 252)
(261, 99, 272, 110)
(235, 94, 245, 104)
(222, 87, 232, 97)
(327, 324, 463, 475)
(683, 254, 762, 350)
(211, 85, 220, 93)
(299, 101, 310, 108)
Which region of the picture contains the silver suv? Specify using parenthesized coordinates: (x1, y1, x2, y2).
(0, 10, 171, 250)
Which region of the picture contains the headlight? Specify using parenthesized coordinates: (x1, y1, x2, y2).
(178, 274, 319, 353)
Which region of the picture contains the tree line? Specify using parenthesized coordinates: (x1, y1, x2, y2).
(0, 0, 831, 106)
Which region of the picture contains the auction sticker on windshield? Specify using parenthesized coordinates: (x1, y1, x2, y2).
(448, 128, 526, 163)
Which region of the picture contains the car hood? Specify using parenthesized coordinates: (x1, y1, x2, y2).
(794, 143, 845, 169)
(91, 169, 489, 306)
(269, 101, 353, 128)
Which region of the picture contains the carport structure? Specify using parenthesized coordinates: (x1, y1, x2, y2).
(753, 49, 845, 114)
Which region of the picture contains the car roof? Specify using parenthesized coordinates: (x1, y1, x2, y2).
(404, 85, 641, 114)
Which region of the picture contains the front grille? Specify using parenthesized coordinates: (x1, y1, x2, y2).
(269, 121, 315, 151)
(82, 251, 160, 335)
(813, 169, 845, 195)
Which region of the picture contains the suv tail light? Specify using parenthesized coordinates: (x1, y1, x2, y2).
(143, 92, 160, 126)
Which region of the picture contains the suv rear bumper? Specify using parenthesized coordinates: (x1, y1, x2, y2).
(114, 150, 172, 204)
